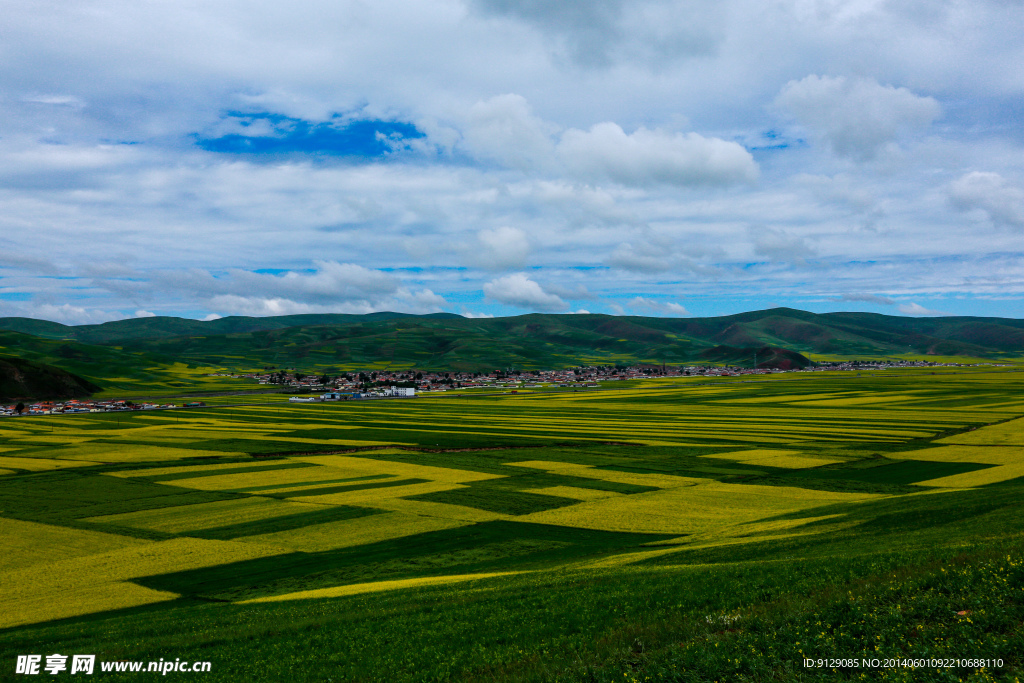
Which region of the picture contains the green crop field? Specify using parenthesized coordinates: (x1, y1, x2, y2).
(2, 367, 1024, 681)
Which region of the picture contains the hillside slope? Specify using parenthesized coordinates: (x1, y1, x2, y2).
(0, 354, 101, 402)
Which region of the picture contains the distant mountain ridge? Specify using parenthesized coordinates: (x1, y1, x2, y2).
(1, 308, 1022, 374)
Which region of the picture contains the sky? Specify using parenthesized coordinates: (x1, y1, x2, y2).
(1, 0, 1022, 325)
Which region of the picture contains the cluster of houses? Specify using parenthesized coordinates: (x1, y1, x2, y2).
(0, 398, 185, 417)
(2, 359, 982, 417)
(246, 359, 977, 398)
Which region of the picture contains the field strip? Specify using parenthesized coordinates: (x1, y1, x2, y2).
(85, 497, 324, 533)
(371, 497, 514, 522)
(108, 459, 302, 478)
(286, 481, 465, 505)
(292, 455, 506, 483)
(234, 511, 471, 552)
(889, 445, 1024, 464)
(530, 486, 621, 501)
(0, 517, 151, 572)
(0, 538, 288, 629)
(937, 417, 1024, 445)
(158, 465, 382, 491)
(238, 572, 522, 604)
(706, 449, 847, 469)
(517, 482, 884, 535)
(509, 460, 711, 489)
(49, 444, 247, 462)
(0, 455, 104, 470)
(916, 463, 1024, 487)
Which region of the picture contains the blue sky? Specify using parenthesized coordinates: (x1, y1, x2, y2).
(0, 0, 1022, 324)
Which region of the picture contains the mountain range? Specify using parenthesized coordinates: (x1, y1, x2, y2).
(2, 309, 1023, 390)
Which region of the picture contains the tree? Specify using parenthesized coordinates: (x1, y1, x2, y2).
(15, 402, 25, 415)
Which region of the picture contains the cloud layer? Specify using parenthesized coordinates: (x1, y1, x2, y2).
(0, 0, 1022, 323)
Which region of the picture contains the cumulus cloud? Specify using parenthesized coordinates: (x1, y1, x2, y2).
(898, 302, 949, 316)
(461, 94, 556, 171)
(627, 296, 689, 316)
(159, 261, 400, 305)
(28, 303, 118, 325)
(947, 172, 1024, 229)
(474, 226, 531, 270)
(483, 273, 568, 311)
(134, 309, 156, 318)
(775, 75, 941, 160)
(557, 123, 758, 187)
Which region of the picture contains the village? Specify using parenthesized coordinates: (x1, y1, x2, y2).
(1, 359, 974, 417)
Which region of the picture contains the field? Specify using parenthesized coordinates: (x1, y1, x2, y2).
(2, 367, 1024, 680)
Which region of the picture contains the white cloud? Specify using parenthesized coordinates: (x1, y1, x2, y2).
(461, 94, 556, 171)
(483, 273, 568, 311)
(557, 123, 758, 187)
(462, 310, 495, 318)
(627, 296, 689, 316)
(206, 295, 379, 317)
(947, 172, 1024, 229)
(898, 302, 949, 316)
(134, 309, 156, 318)
(201, 313, 223, 321)
(775, 75, 941, 160)
(28, 303, 117, 325)
(474, 226, 531, 270)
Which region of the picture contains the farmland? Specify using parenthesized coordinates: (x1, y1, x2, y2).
(2, 367, 1024, 680)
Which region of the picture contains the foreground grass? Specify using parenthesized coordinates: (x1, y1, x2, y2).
(3, 539, 1020, 681)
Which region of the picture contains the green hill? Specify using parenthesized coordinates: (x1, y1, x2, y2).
(0, 354, 101, 402)
(1, 308, 1022, 376)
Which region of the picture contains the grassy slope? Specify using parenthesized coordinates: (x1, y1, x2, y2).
(0, 330, 256, 397)
(0, 354, 101, 401)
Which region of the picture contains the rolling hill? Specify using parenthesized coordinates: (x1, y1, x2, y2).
(1, 308, 1022, 378)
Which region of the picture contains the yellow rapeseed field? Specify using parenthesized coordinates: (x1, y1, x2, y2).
(293, 454, 505, 484)
(0, 455, 103, 470)
(0, 537, 287, 629)
(236, 511, 471, 552)
(529, 486, 619, 501)
(706, 449, 846, 469)
(509, 460, 705, 489)
(108, 458, 294, 479)
(937, 417, 1024, 445)
(50, 443, 246, 462)
(890, 445, 1021, 464)
(164, 464, 381, 491)
(916, 464, 1024, 488)
(0, 518, 151, 572)
(518, 481, 883, 535)
(285, 480, 465, 506)
(372, 497, 513, 522)
(239, 572, 519, 604)
(85, 497, 322, 533)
